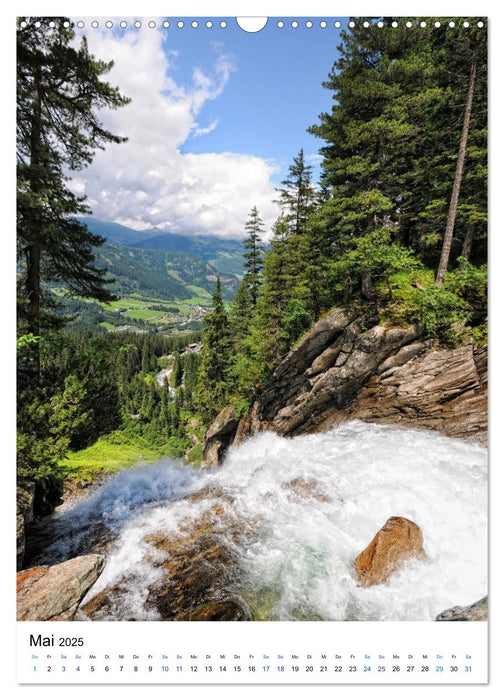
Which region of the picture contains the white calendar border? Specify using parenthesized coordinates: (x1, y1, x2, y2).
(17, 620, 488, 685)
(4, 0, 502, 697)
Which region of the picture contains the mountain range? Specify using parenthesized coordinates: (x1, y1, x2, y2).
(54, 217, 246, 333)
(78, 216, 245, 277)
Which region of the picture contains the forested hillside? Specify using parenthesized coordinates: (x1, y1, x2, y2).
(79, 216, 246, 276)
(50, 237, 240, 334)
(17, 17, 487, 486)
(51, 221, 242, 334)
(97, 243, 238, 299)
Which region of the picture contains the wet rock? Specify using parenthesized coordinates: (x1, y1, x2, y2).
(24, 518, 113, 569)
(282, 477, 332, 503)
(17, 554, 106, 621)
(144, 501, 257, 620)
(34, 476, 64, 517)
(17, 481, 36, 570)
(436, 595, 488, 621)
(83, 499, 260, 621)
(201, 404, 240, 468)
(80, 580, 135, 620)
(353, 516, 426, 587)
(182, 483, 228, 504)
(23, 519, 58, 567)
(180, 601, 252, 621)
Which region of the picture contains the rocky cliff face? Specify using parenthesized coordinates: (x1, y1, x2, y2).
(17, 476, 65, 570)
(202, 308, 487, 467)
(17, 482, 36, 570)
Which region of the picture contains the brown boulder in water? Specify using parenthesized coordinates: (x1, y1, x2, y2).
(353, 516, 426, 587)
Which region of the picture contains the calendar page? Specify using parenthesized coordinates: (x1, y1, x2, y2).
(14, 1, 491, 690)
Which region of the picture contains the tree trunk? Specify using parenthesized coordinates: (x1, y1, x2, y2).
(24, 67, 43, 383)
(436, 52, 477, 286)
(361, 269, 374, 300)
(460, 224, 475, 264)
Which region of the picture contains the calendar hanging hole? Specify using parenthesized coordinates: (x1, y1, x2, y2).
(237, 17, 268, 33)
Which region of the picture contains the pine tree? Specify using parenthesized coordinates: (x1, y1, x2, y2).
(196, 278, 233, 423)
(434, 27, 486, 284)
(17, 17, 130, 383)
(229, 277, 253, 344)
(236, 210, 314, 394)
(274, 149, 317, 238)
(182, 352, 200, 392)
(271, 150, 319, 331)
(141, 340, 150, 374)
(253, 215, 293, 359)
(242, 206, 265, 308)
(171, 352, 183, 388)
(309, 17, 487, 299)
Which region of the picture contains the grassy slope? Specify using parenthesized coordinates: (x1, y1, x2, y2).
(59, 411, 205, 484)
(58, 433, 169, 483)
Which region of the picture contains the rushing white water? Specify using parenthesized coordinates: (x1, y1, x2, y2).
(36, 421, 487, 621)
(155, 367, 175, 395)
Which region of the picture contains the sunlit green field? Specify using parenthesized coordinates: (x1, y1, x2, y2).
(58, 432, 193, 483)
(58, 433, 164, 482)
(124, 307, 166, 321)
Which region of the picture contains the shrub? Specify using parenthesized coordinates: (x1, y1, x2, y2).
(411, 285, 470, 345)
(163, 435, 192, 458)
(280, 298, 311, 351)
(186, 443, 203, 466)
(445, 261, 487, 309)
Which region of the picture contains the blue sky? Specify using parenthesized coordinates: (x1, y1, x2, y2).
(171, 18, 345, 183)
(72, 17, 347, 239)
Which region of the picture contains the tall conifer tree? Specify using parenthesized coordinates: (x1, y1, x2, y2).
(309, 17, 486, 299)
(17, 17, 130, 382)
(196, 278, 232, 422)
(242, 206, 265, 308)
(273, 150, 319, 328)
(275, 148, 317, 238)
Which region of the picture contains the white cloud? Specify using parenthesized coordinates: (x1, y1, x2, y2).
(71, 26, 279, 239)
(192, 118, 219, 138)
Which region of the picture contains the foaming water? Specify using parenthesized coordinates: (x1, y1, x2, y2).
(35, 421, 487, 621)
(211, 422, 487, 620)
(32, 460, 202, 565)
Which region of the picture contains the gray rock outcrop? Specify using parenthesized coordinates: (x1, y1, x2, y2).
(318, 338, 487, 442)
(201, 404, 241, 468)
(436, 595, 488, 621)
(202, 308, 487, 466)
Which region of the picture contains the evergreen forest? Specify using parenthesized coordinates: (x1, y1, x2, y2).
(16, 18, 487, 487)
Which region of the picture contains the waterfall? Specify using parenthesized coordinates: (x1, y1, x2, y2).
(33, 421, 487, 621)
